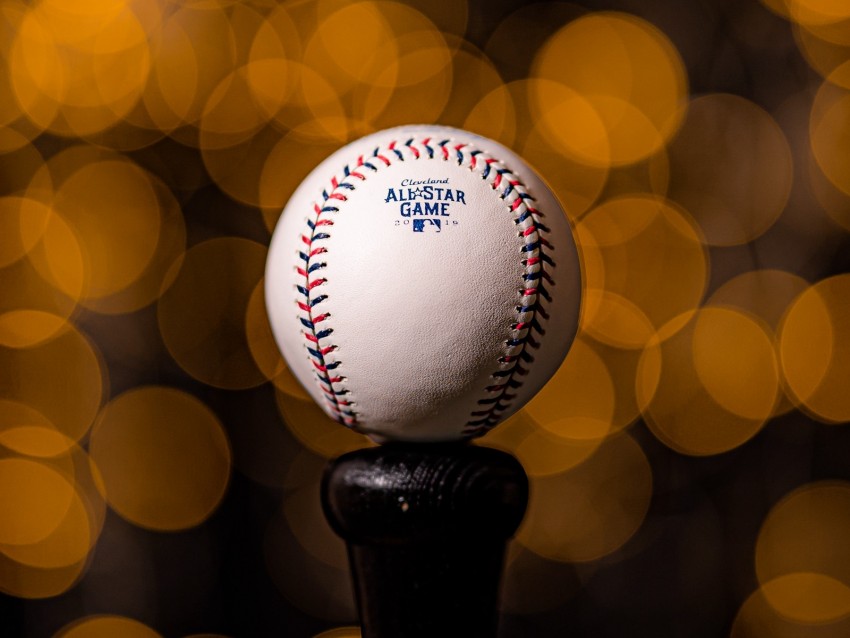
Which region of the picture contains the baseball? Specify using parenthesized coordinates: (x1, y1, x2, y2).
(266, 125, 582, 442)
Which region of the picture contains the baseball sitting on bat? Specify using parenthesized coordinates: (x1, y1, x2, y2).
(266, 125, 581, 442)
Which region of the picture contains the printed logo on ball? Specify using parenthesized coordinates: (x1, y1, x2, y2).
(385, 178, 465, 232)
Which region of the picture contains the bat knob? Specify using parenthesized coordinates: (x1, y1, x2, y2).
(322, 442, 528, 638)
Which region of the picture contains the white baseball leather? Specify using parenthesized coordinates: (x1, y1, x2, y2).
(266, 125, 581, 442)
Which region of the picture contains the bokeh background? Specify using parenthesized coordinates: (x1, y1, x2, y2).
(2, 0, 850, 636)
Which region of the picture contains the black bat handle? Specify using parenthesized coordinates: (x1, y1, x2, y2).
(322, 442, 528, 638)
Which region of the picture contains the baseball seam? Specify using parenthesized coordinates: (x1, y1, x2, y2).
(296, 137, 555, 436)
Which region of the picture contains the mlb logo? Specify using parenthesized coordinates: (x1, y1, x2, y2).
(413, 219, 441, 233)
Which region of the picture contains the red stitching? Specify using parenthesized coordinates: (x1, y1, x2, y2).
(307, 278, 326, 290)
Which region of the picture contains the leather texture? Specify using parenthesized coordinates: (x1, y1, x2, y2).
(266, 125, 582, 442)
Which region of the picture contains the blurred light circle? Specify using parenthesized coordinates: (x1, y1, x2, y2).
(479, 409, 539, 457)
(529, 81, 611, 167)
(81, 176, 185, 315)
(274, 389, 371, 459)
(520, 113, 609, 220)
(158, 238, 268, 390)
(731, 578, 850, 637)
(354, 42, 452, 129)
(8, 9, 64, 123)
(809, 143, 850, 232)
(779, 275, 850, 423)
(485, 2, 586, 83)
(3, 5, 58, 142)
(581, 289, 656, 350)
(257, 129, 344, 230)
(0, 436, 105, 573)
(380, 34, 453, 88)
(709, 270, 810, 333)
(202, 116, 344, 219)
(811, 77, 850, 196)
(762, 573, 850, 624)
(0, 248, 79, 344)
(245, 278, 286, 385)
(523, 337, 615, 444)
(397, 0, 467, 39)
(24, 208, 87, 304)
(794, 25, 850, 87)
(202, 124, 285, 211)
(692, 308, 780, 421)
(54, 615, 162, 638)
(710, 269, 810, 417)
(90, 386, 231, 531)
(637, 309, 776, 456)
(514, 417, 610, 477)
(247, 4, 302, 118)
(517, 431, 652, 562)
(53, 157, 163, 300)
(532, 12, 687, 166)
(200, 0, 301, 136)
(9, 0, 151, 137)
(304, 0, 454, 97)
(788, 0, 850, 25)
(798, 16, 850, 46)
(341, 3, 451, 128)
(245, 279, 310, 400)
(0, 137, 46, 193)
(0, 552, 87, 599)
(244, 56, 294, 117)
(0, 196, 51, 268)
(225, 3, 267, 64)
(0, 442, 104, 576)
(600, 147, 671, 202)
(0, 458, 73, 545)
(0, 310, 69, 349)
(26, 140, 107, 197)
(145, 5, 237, 133)
(273, 63, 349, 135)
(0, 476, 92, 569)
(0, 321, 104, 444)
(757, 482, 850, 614)
(577, 195, 708, 344)
(0, 400, 54, 448)
(439, 42, 512, 145)
(0, 2, 27, 125)
(303, 2, 398, 94)
(199, 66, 278, 149)
(0, 428, 75, 489)
(249, 3, 302, 69)
(585, 339, 647, 433)
(666, 94, 793, 246)
(482, 407, 608, 477)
